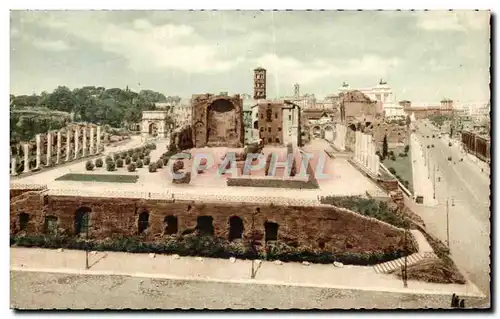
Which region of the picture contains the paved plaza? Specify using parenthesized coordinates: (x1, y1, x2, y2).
(11, 138, 388, 202)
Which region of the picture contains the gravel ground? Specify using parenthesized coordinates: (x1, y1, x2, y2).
(10, 271, 485, 310)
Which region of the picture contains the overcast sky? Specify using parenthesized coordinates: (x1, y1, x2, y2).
(10, 10, 490, 103)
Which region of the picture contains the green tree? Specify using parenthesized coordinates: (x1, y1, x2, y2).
(382, 134, 388, 159)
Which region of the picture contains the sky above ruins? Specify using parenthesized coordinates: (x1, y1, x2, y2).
(10, 10, 491, 103)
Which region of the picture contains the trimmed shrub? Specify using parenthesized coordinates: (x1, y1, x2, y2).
(139, 153, 145, 160)
(132, 153, 139, 162)
(127, 149, 134, 157)
(404, 145, 410, 153)
(127, 163, 136, 172)
(144, 157, 151, 165)
(106, 161, 116, 172)
(134, 147, 142, 154)
(95, 158, 104, 168)
(105, 155, 113, 164)
(85, 160, 94, 171)
(390, 155, 396, 161)
(388, 167, 396, 175)
(125, 156, 131, 165)
(173, 160, 184, 172)
(144, 149, 151, 156)
(116, 158, 124, 168)
(149, 163, 157, 173)
(113, 153, 120, 161)
(156, 159, 164, 169)
(163, 157, 169, 166)
(136, 159, 144, 168)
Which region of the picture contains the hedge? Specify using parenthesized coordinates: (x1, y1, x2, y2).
(320, 196, 406, 228)
(10, 234, 409, 266)
(85, 160, 94, 171)
(95, 158, 104, 168)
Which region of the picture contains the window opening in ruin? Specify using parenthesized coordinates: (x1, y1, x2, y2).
(261, 113, 264, 119)
(289, 115, 292, 121)
(228, 216, 244, 241)
(74, 207, 91, 236)
(278, 127, 282, 132)
(260, 127, 263, 132)
(253, 121, 258, 129)
(268, 127, 271, 133)
(268, 138, 272, 143)
(19, 213, 29, 231)
(187, 205, 192, 211)
(266, 109, 272, 122)
(275, 112, 278, 119)
(138, 212, 150, 234)
(318, 240, 326, 249)
(164, 215, 178, 235)
(275, 138, 280, 143)
(264, 222, 279, 242)
(196, 216, 214, 236)
(44, 216, 58, 235)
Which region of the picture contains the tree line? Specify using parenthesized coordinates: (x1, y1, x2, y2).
(10, 86, 180, 128)
(10, 86, 180, 142)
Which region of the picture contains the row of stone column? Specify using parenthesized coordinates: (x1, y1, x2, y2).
(354, 131, 379, 176)
(334, 124, 347, 151)
(11, 126, 101, 175)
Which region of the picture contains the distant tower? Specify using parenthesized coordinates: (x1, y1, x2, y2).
(254, 67, 267, 100)
(294, 83, 300, 98)
(441, 99, 453, 110)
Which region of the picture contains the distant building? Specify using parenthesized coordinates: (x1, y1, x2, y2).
(251, 99, 301, 147)
(339, 80, 406, 121)
(401, 99, 454, 120)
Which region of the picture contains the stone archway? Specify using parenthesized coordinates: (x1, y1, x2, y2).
(74, 206, 91, 236)
(312, 126, 322, 138)
(324, 125, 334, 141)
(206, 99, 238, 145)
(148, 122, 158, 137)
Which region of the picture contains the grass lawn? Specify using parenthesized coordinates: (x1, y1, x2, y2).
(55, 173, 139, 183)
(382, 147, 413, 193)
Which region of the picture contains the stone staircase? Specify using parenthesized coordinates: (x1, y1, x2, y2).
(373, 252, 437, 274)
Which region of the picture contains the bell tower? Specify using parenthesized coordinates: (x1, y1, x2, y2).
(253, 67, 267, 100)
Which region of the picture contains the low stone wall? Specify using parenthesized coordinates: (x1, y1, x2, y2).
(227, 175, 318, 189)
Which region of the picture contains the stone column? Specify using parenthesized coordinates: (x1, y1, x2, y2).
(56, 131, 62, 164)
(35, 134, 41, 169)
(74, 127, 80, 160)
(340, 124, 347, 151)
(369, 139, 376, 174)
(82, 127, 88, 157)
(358, 132, 363, 163)
(96, 126, 101, 154)
(66, 130, 72, 162)
(90, 126, 95, 155)
(46, 132, 52, 166)
(354, 131, 358, 160)
(355, 131, 361, 161)
(11, 157, 17, 175)
(23, 144, 30, 173)
(363, 134, 369, 167)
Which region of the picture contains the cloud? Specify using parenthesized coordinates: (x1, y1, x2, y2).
(11, 27, 20, 38)
(35, 15, 245, 74)
(32, 39, 71, 51)
(254, 54, 400, 85)
(416, 11, 490, 32)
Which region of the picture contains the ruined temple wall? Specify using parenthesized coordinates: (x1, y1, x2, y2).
(11, 195, 407, 253)
(191, 94, 244, 148)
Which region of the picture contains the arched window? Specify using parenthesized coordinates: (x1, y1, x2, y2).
(264, 222, 279, 241)
(164, 215, 178, 235)
(275, 138, 280, 143)
(74, 207, 91, 236)
(196, 216, 214, 236)
(19, 213, 29, 231)
(228, 216, 244, 241)
(138, 211, 149, 234)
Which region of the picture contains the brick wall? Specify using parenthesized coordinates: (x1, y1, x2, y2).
(11, 194, 408, 253)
